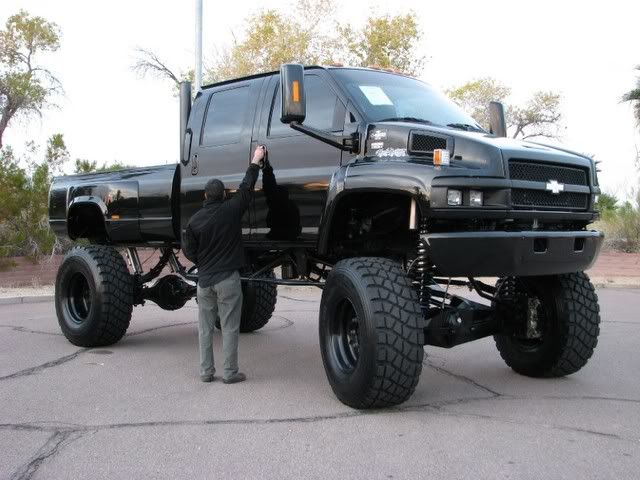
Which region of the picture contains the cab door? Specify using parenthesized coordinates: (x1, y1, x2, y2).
(180, 77, 264, 237)
(253, 70, 346, 241)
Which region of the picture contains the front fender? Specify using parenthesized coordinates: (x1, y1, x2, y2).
(317, 162, 430, 255)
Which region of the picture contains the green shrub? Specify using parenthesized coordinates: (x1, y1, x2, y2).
(596, 193, 640, 253)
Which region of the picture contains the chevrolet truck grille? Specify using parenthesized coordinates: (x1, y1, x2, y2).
(509, 160, 588, 186)
(508, 159, 590, 211)
(512, 189, 588, 210)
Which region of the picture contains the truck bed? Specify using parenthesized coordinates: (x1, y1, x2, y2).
(49, 164, 180, 245)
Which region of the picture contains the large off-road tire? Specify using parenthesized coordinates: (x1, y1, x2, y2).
(493, 272, 600, 377)
(240, 270, 277, 333)
(319, 257, 424, 409)
(55, 246, 133, 347)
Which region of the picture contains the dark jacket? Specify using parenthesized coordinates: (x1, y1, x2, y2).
(183, 164, 260, 285)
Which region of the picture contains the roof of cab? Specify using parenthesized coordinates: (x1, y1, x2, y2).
(199, 65, 411, 91)
(200, 65, 324, 90)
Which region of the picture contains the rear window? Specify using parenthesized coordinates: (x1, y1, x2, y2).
(201, 86, 250, 147)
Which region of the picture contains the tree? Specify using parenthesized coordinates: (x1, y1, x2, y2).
(594, 192, 618, 213)
(446, 78, 510, 129)
(208, 3, 334, 82)
(0, 134, 132, 259)
(131, 47, 186, 89)
(447, 77, 562, 140)
(0, 133, 69, 259)
(508, 91, 562, 139)
(338, 13, 424, 76)
(0, 146, 28, 223)
(74, 158, 134, 174)
(132, 0, 425, 87)
(45, 132, 68, 175)
(622, 65, 640, 127)
(0, 10, 61, 148)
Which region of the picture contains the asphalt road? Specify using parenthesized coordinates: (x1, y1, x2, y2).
(1, 287, 639, 479)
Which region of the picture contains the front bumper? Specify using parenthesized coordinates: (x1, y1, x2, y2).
(424, 230, 603, 277)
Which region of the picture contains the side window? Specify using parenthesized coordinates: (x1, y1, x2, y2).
(201, 86, 249, 147)
(269, 75, 339, 137)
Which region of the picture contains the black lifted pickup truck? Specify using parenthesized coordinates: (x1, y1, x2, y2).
(49, 64, 603, 409)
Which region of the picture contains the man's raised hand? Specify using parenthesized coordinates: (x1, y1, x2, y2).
(252, 145, 266, 167)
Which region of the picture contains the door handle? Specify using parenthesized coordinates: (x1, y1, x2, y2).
(190, 154, 199, 175)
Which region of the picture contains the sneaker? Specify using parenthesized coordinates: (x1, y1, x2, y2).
(223, 372, 246, 384)
(200, 373, 215, 383)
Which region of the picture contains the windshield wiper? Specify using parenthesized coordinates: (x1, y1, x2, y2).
(378, 117, 435, 125)
(446, 123, 485, 133)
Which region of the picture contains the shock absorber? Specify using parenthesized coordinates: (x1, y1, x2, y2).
(412, 218, 431, 308)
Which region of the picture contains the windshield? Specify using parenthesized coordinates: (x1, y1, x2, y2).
(330, 69, 484, 131)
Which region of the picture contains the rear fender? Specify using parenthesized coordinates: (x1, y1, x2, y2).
(67, 196, 109, 241)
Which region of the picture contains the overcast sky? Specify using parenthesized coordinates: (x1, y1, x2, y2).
(1, 0, 639, 197)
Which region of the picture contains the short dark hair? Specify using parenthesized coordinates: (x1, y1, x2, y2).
(205, 178, 225, 201)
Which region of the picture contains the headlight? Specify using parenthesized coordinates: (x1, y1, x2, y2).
(447, 189, 462, 206)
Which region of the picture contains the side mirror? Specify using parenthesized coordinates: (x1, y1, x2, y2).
(280, 63, 306, 124)
(489, 101, 507, 137)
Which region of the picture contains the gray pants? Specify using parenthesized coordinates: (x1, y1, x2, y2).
(197, 271, 243, 380)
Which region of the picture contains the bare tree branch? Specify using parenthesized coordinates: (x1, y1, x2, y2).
(131, 47, 180, 86)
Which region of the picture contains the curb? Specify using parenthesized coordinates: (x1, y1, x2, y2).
(0, 295, 54, 305)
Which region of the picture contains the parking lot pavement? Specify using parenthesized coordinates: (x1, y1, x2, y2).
(1, 287, 639, 480)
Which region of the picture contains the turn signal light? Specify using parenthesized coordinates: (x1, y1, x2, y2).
(292, 81, 300, 102)
(433, 149, 450, 166)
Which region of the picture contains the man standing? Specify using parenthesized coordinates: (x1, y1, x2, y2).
(183, 145, 265, 384)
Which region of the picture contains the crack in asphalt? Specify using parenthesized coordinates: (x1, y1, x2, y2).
(256, 316, 294, 332)
(1, 385, 639, 477)
(432, 409, 630, 442)
(9, 430, 84, 480)
(2, 392, 638, 445)
(520, 394, 640, 406)
(601, 320, 639, 325)
(423, 358, 503, 397)
(421, 358, 640, 408)
(126, 321, 197, 336)
(0, 349, 87, 381)
(0, 324, 61, 336)
(0, 315, 295, 381)
(278, 295, 319, 303)
(2, 299, 639, 477)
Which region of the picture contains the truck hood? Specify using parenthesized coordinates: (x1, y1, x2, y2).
(364, 121, 595, 180)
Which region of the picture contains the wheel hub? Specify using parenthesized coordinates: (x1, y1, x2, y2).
(328, 298, 361, 373)
(67, 272, 92, 324)
(346, 317, 360, 357)
(526, 297, 542, 339)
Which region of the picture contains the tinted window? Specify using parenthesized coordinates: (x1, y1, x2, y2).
(330, 69, 483, 130)
(201, 86, 249, 147)
(269, 75, 338, 137)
